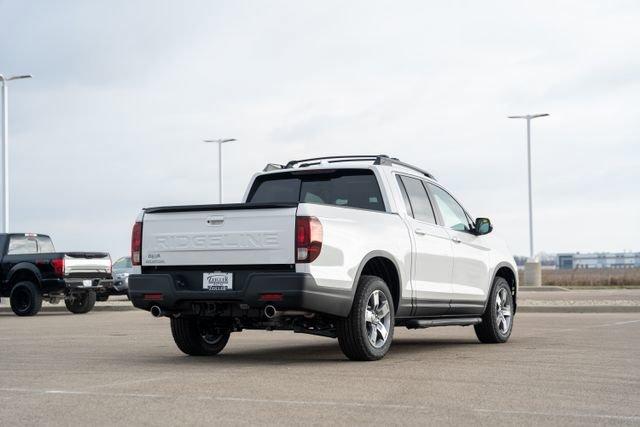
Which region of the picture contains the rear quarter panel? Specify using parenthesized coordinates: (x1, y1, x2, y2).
(1, 255, 52, 295)
(295, 203, 411, 298)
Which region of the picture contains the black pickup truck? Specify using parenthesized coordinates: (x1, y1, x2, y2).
(0, 233, 113, 316)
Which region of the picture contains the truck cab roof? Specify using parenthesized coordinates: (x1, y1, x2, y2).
(0, 233, 51, 238)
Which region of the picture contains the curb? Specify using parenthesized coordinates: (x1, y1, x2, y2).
(519, 286, 569, 292)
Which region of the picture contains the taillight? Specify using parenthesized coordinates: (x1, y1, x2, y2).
(295, 216, 322, 263)
(143, 293, 163, 301)
(259, 292, 284, 302)
(51, 258, 65, 277)
(131, 221, 142, 266)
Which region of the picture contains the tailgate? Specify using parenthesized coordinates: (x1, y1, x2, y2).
(141, 205, 297, 266)
(64, 253, 111, 276)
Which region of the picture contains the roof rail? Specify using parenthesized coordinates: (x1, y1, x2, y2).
(282, 154, 436, 180)
(262, 163, 284, 172)
(376, 157, 436, 180)
(285, 155, 390, 169)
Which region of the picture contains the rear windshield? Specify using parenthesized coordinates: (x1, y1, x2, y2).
(8, 235, 55, 255)
(247, 169, 385, 212)
(113, 257, 132, 269)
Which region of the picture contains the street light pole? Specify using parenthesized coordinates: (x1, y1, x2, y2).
(203, 138, 236, 203)
(526, 118, 534, 259)
(0, 74, 32, 233)
(1, 81, 6, 234)
(508, 113, 549, 259)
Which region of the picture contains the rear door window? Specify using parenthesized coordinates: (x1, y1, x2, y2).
(396, 176, 414, 216)
(248, 169, 385, 212)
(36, 236, 55, 253)
(397, 176, 436, 224)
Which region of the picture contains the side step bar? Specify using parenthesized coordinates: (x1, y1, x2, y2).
(405, 317, 482, 329)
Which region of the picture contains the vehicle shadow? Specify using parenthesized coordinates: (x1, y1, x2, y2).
(0, 311, 71, 317)
(139, 336, 481, 366)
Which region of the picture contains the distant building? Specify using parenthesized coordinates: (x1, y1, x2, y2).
(557, 252, 640, 269)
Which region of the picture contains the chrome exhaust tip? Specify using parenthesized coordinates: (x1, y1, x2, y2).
(264, 305, 277, 319)
(150, 305, 163, 318)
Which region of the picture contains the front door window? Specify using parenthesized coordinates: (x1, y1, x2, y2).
(427, 184, 472, 232)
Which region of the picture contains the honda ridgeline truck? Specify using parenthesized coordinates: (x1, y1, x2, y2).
(129, 155, 518, 361)
(0, 233, 112, 316)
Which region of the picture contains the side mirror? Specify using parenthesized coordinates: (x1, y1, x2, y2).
(475, 218, 493, 235)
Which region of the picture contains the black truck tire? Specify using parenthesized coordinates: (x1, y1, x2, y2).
(337, 275, 395, 361)
(10, 281, 43, 316)
(171, 317, 230, 356)
(65, 291, 97, 314)
(96, 292, 109, 302)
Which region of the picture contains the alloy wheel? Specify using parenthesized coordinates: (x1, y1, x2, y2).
(199, 324, 224, 345)
(364, 290, 391, 348)
(201, 333, 224, 345)
(495, 287, 512, 334)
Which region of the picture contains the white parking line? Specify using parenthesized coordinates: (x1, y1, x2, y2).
(80, 376, 175, 390)
(582, 318, 640, 329)
(607, 319, 640, 326)
(0, 387, 637, 422)
(527, 317, 640, 333)
(475, 407, 640, 422)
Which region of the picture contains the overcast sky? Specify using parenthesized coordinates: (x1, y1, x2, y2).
(1, 0, 639, 258)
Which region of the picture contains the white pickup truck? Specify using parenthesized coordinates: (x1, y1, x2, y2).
(129, 155, 518, 361)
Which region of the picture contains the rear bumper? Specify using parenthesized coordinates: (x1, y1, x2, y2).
(42, 278, 113, 294)
(129, 272, 352, 317)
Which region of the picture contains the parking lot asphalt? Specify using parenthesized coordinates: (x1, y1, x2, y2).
(0, 310, 638, 426)
(6, 289, 640, 314)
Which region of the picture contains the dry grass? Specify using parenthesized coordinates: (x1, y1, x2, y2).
(518, 268, 640, 287)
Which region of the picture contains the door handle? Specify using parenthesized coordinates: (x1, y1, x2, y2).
(451, 236, 461, 244)
(414, 228, 427, 236)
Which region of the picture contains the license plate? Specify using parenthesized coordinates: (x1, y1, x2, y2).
(83, 280, 93, 287)
(203, 272, 233, 291)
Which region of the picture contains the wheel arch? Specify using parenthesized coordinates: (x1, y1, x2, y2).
(489, 263, 518, 313)
(7, 264, 42, 289)
(352, 251, 403, 314)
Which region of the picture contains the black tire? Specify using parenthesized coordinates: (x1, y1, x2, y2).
(474, 277, 514, 343)
(65, 291, 97, 314)
(10, 281, 43, 316)
(170, 317, 231, 356)
(96, 293, 109, 302)
(337, 275, 395, 361)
